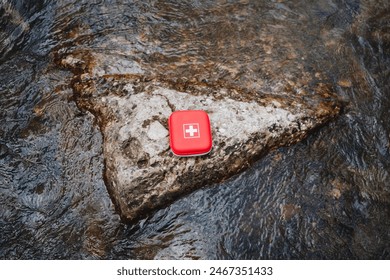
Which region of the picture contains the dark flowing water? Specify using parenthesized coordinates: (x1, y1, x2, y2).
(1, 0, 389, 259)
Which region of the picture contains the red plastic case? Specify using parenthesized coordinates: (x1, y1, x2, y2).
(168, 110, 212, 156)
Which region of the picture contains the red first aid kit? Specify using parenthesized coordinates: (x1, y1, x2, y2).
(168, 110, 212, 156)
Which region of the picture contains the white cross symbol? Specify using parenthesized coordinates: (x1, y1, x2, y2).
(183, 123, 200, 138)
(186, 125, 198, 137)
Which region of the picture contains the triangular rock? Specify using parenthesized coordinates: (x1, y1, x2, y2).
(59, 52, 340, 222)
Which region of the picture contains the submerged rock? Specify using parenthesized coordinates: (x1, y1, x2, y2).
(55, 50, 341, 222)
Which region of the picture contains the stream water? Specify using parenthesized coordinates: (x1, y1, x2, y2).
(1, 0, 389, 259)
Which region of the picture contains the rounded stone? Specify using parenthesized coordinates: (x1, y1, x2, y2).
(147, 121, 168, 140)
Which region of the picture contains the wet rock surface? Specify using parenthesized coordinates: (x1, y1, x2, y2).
(50, 0, 343, 221)
(57, 52, 340, 221)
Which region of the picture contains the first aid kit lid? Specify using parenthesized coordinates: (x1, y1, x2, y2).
(168, 110, 212, 156)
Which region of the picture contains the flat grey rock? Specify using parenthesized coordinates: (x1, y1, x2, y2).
(57, 50, 341, 222)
